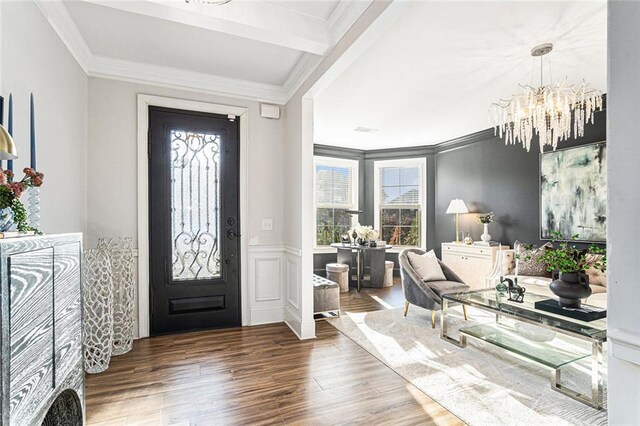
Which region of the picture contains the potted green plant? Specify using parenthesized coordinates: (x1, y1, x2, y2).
(538, 231, 606, 308)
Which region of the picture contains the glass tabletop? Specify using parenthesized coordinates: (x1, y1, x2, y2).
(330, 243, 392, 250)
(443, 289, 607, 341)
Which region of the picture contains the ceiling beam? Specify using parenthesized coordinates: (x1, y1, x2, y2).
(79, 0, 332, 55)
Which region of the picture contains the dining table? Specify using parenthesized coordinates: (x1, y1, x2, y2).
(330, 243, 392, 292)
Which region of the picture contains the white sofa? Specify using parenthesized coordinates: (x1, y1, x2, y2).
(486, 249, 607, 309)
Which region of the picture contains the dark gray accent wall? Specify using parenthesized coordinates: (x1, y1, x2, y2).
(313, 104, 606, 273)
(434, 108, 606, 255)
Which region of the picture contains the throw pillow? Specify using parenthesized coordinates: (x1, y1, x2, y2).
(514, 241, 553, 277)
(585, 253, 607, 287)
(407, 250, 447, 282)
(501, 251, 516, 275)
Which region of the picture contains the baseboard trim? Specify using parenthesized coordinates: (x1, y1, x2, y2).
(610, 328, 640, 366)
(284, 305, 316, 340)
(250, 307, 285, 325)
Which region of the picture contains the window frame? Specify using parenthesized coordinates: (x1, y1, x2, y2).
(373, 158, 427, 249)
(313, 156, 359, 251)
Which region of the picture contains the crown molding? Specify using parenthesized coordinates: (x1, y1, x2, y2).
(314, 144, 365, 160)
(282, 53, 324, 103)
(328, 0, 375, 44)
(33, 0, 372, 105)
(88, 56, 287, 104)
(34, 0, 92, 72)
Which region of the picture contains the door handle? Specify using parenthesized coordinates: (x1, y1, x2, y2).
(227, 229, 241, 240)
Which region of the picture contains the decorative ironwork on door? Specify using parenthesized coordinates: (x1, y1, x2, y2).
(170, 130, 221, 281)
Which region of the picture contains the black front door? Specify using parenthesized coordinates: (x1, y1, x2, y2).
(148, 106, 240, 335)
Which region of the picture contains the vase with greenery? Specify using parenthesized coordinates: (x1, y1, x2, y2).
(477, 212, 494, 243)
(0, 167, 44, 233)
(537, 231, 606, 308)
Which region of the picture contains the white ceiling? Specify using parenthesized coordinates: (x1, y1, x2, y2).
(313, 1, 607, 150)
(65, 1, 305, 85)
(269, 1, 341, 20)
(39, 0, 372, 103)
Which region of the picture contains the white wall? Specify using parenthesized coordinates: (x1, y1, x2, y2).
(281, 1, 395, 339)
(87, 77, 284, 248)
(607, 1, 640, 423)
(87, 78, 287, 328)
(1, 1, 88, 234)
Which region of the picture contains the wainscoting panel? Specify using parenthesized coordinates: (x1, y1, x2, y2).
(249, 246, 286, 325)
(285, 254, 300, 310)
(284, 247, 311, 338)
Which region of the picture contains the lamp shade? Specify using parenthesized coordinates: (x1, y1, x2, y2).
(0, 124, 18, 161)
(446, 199, 469, 214)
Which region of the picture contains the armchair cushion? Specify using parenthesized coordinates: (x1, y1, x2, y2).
(426, 280, 470, 298)
(407, 250, 446, 282)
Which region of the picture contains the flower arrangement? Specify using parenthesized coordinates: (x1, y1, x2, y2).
(0, 167, 44, 233)
(349, 223, 379, 242)
(477, 212, 494, 224)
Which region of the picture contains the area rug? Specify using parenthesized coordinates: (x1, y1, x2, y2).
(327, 307, 607, 426)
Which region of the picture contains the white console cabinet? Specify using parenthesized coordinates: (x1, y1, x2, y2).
(441, 243, 509, 290)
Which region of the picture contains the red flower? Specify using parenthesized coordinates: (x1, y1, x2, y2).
(0, 172, 6, 185)
(32, 177, 43, 187)
(23, 167, 37, 178)
(3, 169, 13, 179)
(9, 182, 24, 198)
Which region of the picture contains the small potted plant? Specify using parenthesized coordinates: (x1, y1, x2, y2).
(477, 212, 494, 243)
(0, 167, 44, 234)
(537, 231, 606, 308)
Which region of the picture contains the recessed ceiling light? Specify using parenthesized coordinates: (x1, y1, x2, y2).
(354, 126, 378, 133)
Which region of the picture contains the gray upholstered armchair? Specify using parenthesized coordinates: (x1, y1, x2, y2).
(399, 248, 470, 328)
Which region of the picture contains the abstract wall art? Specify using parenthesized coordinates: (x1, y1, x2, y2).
(540, 142, 607, 242)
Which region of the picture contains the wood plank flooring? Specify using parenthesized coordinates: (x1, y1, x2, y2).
(86, 281, 463, 425)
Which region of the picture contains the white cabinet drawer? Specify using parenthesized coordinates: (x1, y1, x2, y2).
(441, 243, 510, 291)
(442, 243, 492, 257)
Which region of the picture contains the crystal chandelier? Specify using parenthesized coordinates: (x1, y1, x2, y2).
(490, 43, 603, 152)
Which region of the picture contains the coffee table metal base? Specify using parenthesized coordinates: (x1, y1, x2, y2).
(440, 298, 604, 409)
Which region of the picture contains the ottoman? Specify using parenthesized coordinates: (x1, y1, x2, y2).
(313, 274, 340, 318)
(326, 263, 350, 293)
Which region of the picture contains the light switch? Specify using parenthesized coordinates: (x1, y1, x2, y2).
(261, 218, 273, 231)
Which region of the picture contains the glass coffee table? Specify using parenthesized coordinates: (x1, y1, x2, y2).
(441, 289, 606, 409)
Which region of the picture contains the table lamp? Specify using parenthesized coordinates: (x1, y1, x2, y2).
(0, 96, 18, 161)
(446, 199, 468, 243)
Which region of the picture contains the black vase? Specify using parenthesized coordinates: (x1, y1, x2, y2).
(357, 238, 367, 246)
(549, 271, 592, 308)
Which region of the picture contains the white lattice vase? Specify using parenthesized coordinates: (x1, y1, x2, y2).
(481, 223, 492, 243)
(82, 248, 114, 374)
(98, 237, 135, 356)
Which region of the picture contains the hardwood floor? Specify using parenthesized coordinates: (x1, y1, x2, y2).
(86, 281, 463, 425)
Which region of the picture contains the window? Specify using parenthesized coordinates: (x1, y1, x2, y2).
(374, 158, 426, 247)
(314, 157, 358, 247)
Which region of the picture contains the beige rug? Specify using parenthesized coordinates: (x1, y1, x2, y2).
(327, 306, 607, 426)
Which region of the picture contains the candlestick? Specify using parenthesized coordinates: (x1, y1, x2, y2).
(7, 94, 13, 172)
(30, 93, 36, 170)
(28, 186, 40, 230)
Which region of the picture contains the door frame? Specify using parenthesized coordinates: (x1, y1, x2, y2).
(137, 94, 249, 338)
